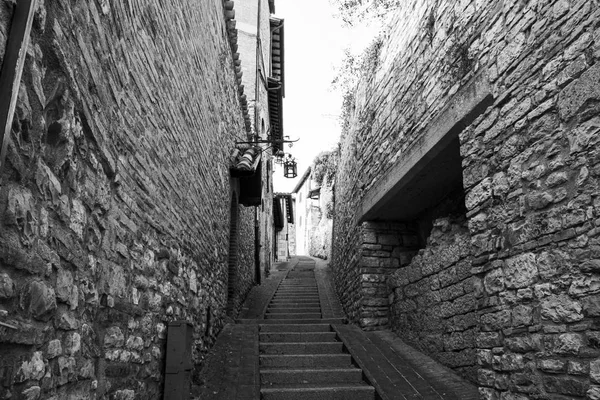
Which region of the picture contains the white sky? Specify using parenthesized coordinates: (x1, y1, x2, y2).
(272, 0, 378, 192)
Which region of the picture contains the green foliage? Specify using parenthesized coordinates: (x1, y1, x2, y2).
(331, 36, 383, 140)
(312, 148, 339, 187)
(330, 0, 399, 27)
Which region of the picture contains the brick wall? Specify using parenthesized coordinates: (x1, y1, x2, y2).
(0, 1, 257, 399)
(333, 0, 600, 397)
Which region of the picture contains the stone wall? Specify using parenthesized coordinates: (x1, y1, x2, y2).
(0, 1, 257, 399)
(333, 0, 600, 397)
(389, 217, 477, 381)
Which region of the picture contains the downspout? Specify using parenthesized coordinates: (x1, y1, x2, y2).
(255, 206, 261, 285)
(254, 0, 262, 284)
(0, 0, 37, 173)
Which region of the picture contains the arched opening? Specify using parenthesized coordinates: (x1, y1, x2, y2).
(226, 192, 239, 314)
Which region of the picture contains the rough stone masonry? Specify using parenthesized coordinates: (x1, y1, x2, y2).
(333, 0, 600, 398)
(0, 1, 257, 399)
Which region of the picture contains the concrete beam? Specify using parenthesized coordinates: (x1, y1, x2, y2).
(358, 72, 493, 223)
(0, 0, 37, 173)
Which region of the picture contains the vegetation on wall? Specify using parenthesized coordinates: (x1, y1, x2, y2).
(329, 0, 399, 26)
(331, 36, 383, 139)
(312, 148, 339, 187)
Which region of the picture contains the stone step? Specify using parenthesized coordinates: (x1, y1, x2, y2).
(271, 300, 320, 304)
(265, 313, 322, 320)
(274, 291, 319, 294)
(267, 308, 321, 314)
(278, 284, 317, 287)
(257, 318, 343, 325)
(261, 368, 363, 385)
(260, 354, 353, 369)
(268, 303, 321, 309)
(273, 292, 319, 296)
(260, 332, 338, 342)
(277, 286, 318, 289)
(260, 384, 375, 400)
(270, 300, 320, 304)
(277, 279, 317, 288)
(260, 342, 344, 355)
(272, 296, 320, 300)
(259, 324, 332, 333)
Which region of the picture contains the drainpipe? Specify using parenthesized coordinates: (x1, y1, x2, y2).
(255, 206, 261, 284)
(0, 0, 37, 173)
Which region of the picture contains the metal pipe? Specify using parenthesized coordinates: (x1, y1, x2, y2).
(0, 321, 17, 330)
(0, 0, 37, 173)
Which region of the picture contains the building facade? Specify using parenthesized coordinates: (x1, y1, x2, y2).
(332, 0, 600, 398)
(236, 0, 285, 278)
(274, 193, 294, 262)
(0, 0, 282, 398)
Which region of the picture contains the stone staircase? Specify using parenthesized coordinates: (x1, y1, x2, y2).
(259, 263, 376, 400)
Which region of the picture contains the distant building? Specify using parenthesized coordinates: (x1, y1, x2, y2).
(291, 168, 313, 255)
(274, 193, 295, 261)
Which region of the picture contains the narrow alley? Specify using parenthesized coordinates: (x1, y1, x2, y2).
(2, 0, 600, 399)
(194, 257, 479, 399)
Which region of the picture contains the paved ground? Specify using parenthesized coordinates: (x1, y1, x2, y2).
(192, 257, 479, 400)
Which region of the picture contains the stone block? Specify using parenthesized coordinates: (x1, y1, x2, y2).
(558, 63, 600, 121)
(55, 309, 80, 331)
(538, 359, 565, 373)
(98, 260, 126, 297)
(104, 327, 125, 349)
(484, 268, 504, 294)
(569, 275, 600, 298)
(497, 33, 526, 74)
(541, 294, 583, 323)
(492, 353, 524, 371)
(466, 178, 492, 211)
(554, 333, 584, 355)
(56, 268, 78, 309)
(0, 273, 15, 299)
(582, 295, 600, 317)
(504, 253, 538, 289)
(512, 305, 533, 327)
(478, 368, 496, 387)
(543, 375, 588, 396)
(16, 351, 45, 382)
(589, 386, 600, 400)
(481, 310, 512, 331)
(591, 359, 600, 384)
(479, 387, 499, 400)
(478, 332, 503, 348)
(567, 360, 588, 375)
(20, 280, 57, 322)
(581, 260, 600, 273)
(21, 386, 41, 400)
(46, 340, 62, 359)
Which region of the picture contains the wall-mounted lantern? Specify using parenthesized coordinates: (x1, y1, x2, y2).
(235, 135, 299, 179)
(283, 154, 297, 178)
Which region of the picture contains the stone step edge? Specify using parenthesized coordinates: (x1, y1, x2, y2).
(261, 367, 361, 374)
(260, 383, 375, 391)
(237, 318, 345, 324)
